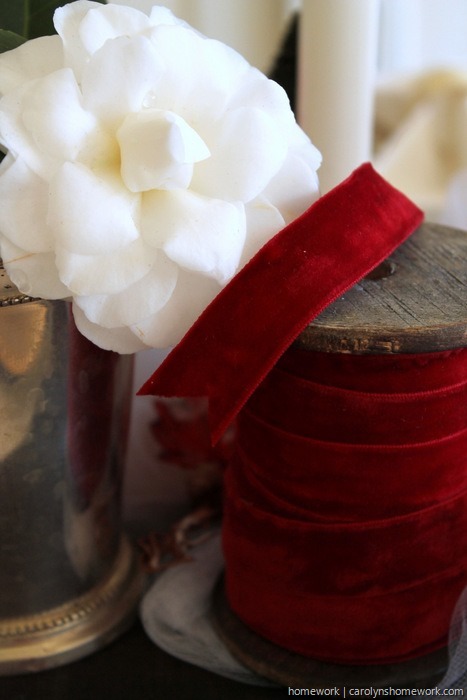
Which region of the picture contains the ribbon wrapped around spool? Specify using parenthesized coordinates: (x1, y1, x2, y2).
(140, 164, 467, 687)
(216, 223, 467, 687)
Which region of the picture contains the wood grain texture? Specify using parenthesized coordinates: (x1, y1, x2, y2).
(297, 223, 467, 354)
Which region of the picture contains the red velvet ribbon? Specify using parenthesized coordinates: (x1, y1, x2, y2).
(223, 348, 467, 664)
(68, 316, 120, 506)
(138, 164, 455, 665)
(139, 164, 423, 443)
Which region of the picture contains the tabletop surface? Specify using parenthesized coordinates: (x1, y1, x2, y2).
(1, 619, 286, 700)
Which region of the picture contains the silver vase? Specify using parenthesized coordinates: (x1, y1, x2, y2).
(0, 261, 144, 674)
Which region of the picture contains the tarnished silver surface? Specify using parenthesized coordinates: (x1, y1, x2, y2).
(0, 262, 144, 672)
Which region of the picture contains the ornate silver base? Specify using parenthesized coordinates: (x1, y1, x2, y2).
(0, 537, 145, 675)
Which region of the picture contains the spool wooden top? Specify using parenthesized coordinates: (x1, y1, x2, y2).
(297, 223, 467, 354)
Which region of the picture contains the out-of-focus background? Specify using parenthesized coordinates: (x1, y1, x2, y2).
(111, 0, 467, 78)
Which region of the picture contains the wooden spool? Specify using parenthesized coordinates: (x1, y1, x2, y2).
(212, 222, 467, 689)
(298, 222, 467, 356)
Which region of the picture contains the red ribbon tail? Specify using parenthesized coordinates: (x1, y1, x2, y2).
(138, 163, 424, 444)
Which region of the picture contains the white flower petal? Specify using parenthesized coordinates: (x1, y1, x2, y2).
(81, 35, 163, 128)
(0, 36, 63, 95)
(0, 237, 69, 299)
(228, 72, 296, 132)
(0, 154, 51, 252)
(142, 190, 246, 284)
(148, 6, 182, 27)
(0, 82, 56, 178)
(75, 253, 178, 328)
(55, 1, 150, 80)
(73, 302, 149, 353)
(22, 68, 96, 164)
(289, 125, 323, 172)
(56, 238, 155, 296)
(132, 269, 221, 348)
(54, 1, 106, 79)
(48, 162, 140, 255)
(79, 4, 151, 51)
(262, 150, 321, 224)
(241, 197, 285, 267)
(75, 124, 120, 173)
(143, 25, 250, 124)
(118, 109, 209, 193)
(192, 107, 287, 202)
(0, 0, 321, 354)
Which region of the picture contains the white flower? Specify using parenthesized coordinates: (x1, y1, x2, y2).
(0, 1, 321, 353)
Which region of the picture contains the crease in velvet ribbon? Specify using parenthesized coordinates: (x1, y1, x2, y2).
(138, 163, 424, 444)
(223, 347, 467, 664)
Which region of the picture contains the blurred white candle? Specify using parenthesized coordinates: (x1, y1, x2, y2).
(298, 0, 380, 193)
(119, 0, 293, 73)
(194, 0, 291, 72)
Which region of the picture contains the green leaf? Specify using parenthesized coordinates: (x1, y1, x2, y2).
(28, 0, 62, 39)
(0, 29, 26, 53)
(0, 2, 27, 37)
(27, 0, 70, 39)
(0, 0, 107, 41)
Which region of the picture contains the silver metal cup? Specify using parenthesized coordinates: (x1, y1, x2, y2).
(0, 262, 144, 673)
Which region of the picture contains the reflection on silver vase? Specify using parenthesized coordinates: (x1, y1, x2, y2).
(0, 262, 144, 674)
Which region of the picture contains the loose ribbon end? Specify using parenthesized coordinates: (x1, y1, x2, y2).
(138, 164, 424, 443)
